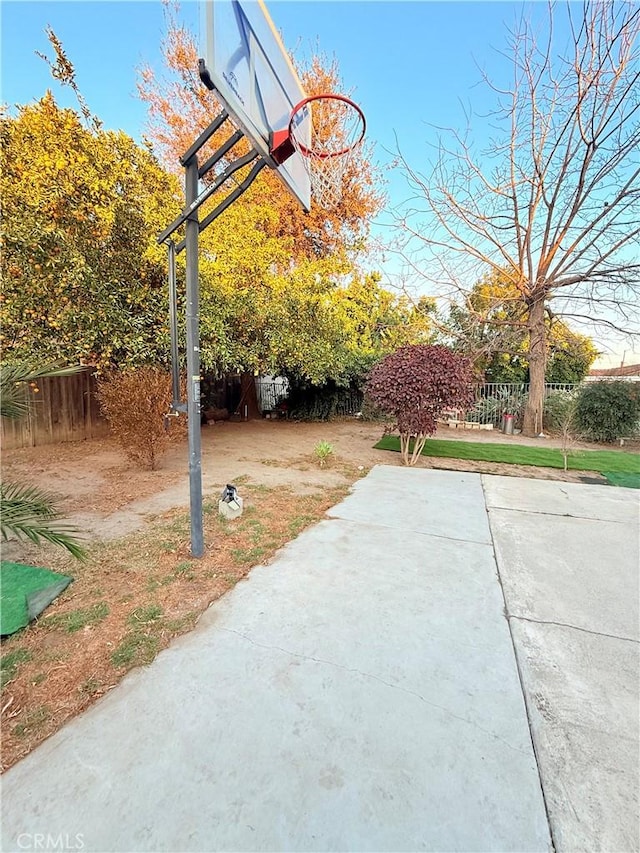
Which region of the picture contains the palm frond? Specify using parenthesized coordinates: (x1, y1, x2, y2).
(0, 481, 86, 560)
(0, 362, 85, 421)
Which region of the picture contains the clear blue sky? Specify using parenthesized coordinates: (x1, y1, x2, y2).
(0, 0, 538, 254)
(1, 2, 529, 159)
(0, 1, 631, 364)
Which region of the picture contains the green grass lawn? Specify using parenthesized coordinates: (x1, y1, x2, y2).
(374, 435, 640, 482)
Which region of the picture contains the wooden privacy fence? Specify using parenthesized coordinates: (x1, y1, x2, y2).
(1, 369, 109, 450)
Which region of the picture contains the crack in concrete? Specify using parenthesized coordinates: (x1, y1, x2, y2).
(325, 513, 492, 547)
(220, 627, 530, 756)
(486, 505, 630, 525)
(509, 614, 639, 645)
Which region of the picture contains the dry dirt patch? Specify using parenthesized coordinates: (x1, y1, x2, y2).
(2, 420, 598, 535)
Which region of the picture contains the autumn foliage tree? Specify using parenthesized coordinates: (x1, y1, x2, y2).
(137, 6, 383, 261)
(365, 345, 474, 465)
(133, 3, 409, 387)
(1, 23, 421, 393)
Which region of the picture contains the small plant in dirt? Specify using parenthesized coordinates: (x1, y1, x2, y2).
(574, 381, 640, 443)
(97, 367, 186, 470)
(314, 441, 334, 467)
(556, 396, 583, 471)
(289, 514, 315, 537)
(163, 613, 197, 634)
(79, 678, 103, 696)
(231, 546, 266, 565)
(127, 604, 163, 627)
(543, 389, 585, 470)
(12, 705, 50, 737)
(365, 345, 474, 466)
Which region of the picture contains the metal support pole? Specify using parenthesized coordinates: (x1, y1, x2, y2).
(167, 240, 182, 410)
(157, 114, 272, 559)
(185, 158, 204, 557)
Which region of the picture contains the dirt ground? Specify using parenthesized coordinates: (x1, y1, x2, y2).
(1, 419, 611, 544)
(0, 419, 624, 770)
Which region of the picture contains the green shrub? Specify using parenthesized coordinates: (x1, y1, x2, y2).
(574, 381, 640, 443)
(543, 389, 580, 433)
(282, 380, 362, 421)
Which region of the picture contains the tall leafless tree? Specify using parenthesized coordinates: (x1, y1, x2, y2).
(396, 1, 639, 435)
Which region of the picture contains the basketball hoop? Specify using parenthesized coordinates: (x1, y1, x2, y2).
(288, 94, 366, 209)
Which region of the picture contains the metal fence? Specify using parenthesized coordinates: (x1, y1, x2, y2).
(255, 379, 581, 426)
(333, 389, 364, 417)
(451, 382, 580, 428)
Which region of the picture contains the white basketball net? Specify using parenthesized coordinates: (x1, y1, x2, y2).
(303, 154, 354, 210)
(289, 96, 365, 210)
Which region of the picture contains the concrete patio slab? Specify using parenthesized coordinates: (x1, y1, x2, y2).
(1, 467, 550, 853)
(487, 508, 639, 639)
(510, 619, 640, 853)
(484, 473, 640, 852)
(329, 466, 492, 544)
(197, 519, 529, 742)
(483, 474, 639, 523)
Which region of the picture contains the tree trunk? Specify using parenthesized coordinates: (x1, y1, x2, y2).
(522, 297, 547, 437)
(400, 433, 410, 465)
(236, 373, 261, 419)
(410, 433, 428, 466)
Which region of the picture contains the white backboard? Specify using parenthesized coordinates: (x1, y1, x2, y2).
(201, 0, 311, 211)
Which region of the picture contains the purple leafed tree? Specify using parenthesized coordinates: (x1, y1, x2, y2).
(365, 344, 475, 465)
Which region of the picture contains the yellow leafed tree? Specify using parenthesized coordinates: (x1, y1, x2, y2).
(0, 92, 182, 369)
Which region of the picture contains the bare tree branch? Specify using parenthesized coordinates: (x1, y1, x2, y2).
(393, 1, 639, 434)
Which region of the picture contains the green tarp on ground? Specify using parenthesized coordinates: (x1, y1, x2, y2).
(603, 472, 640, 489)
(1, 561, 72, 636)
